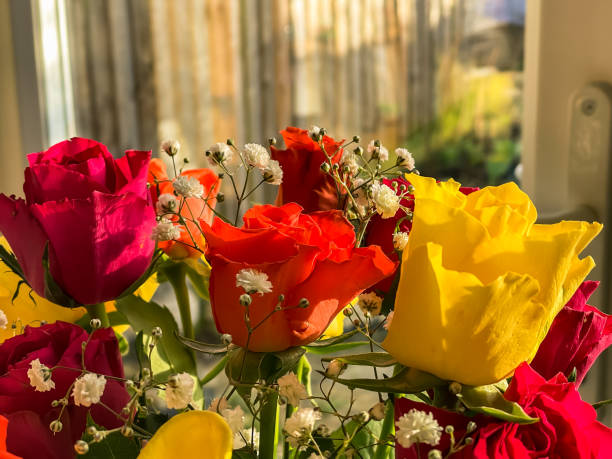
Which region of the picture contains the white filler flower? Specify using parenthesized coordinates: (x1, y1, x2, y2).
(393, 231, 410, 251)
(371, 181, 400, 218)
(208, 142, 234, 167)
(222, 405, 245, 434)
(156, 193, 178, 215)
(395, 147, 415, 170)
(278, 372, 308, 406)
(165, 372, 195, 410)
(366, 140, 389, 162)
(395, 409, 443, 449)
(173, 175, 204, 198)
(233, 428, 259, 450)
(243, 143, 270, 169)
(263, 159, 283, 185)
(27, 358, 55, 392)
(236, 269, 272, 295)
(284, 407, 321, 447)
(72, 373, 107, 407)
(151, 218, 181, 241)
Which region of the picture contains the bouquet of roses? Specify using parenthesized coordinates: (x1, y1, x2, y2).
(0, 127, 610, 459)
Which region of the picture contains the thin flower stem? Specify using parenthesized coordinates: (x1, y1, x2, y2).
(85, 303, 110, 328)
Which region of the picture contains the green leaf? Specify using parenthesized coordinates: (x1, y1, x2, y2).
(81, 430, 140, 458)
(135, 331, 152, 376)
(42, 243, 79, 308)
(175, 333, 229, 355)
(374, 400, 395, 459)
(305, 329, 360, 348)
(232, 448, 258, 459)
(115, 294, 195, 382)
(0, 244, 25, 279)
(305, 341, 369, 355)
(322, 366, 445, 394)
(183, 258, 211, 301)
(458, 385, 539, 424)
(200, 355, 229, 386)
(329, 419, 383, 458)
(115, 330, 129, 356)
(321, 352, 397, 367)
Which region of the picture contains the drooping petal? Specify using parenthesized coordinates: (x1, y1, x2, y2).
(138, 411, 232, 459)
(114, 149, 152, 199)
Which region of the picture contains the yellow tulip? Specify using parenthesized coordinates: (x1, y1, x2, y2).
(138, 411, 232, 459)
(0, 237, 158, 342)
(382, 174, 602, 386)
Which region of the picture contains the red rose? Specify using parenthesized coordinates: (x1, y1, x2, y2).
(147, 158, 220, 259)
(0, 322, 130, 459)
(365, 177, 478, 294)
(271, 127, 345, 212)
(0, 416, 19, 459)
(531, 281, 612, 385)
(201, 203, 396, 351)
(0, 138, 156, 305)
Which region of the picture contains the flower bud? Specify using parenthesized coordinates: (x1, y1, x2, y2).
(161, 140, 180, 157)
(268, 137, 277, 146)
(449, 381, 462, 395)
(369, 402, 386, 421)
(240, 294, 252, 307)
(86, 426, 98, 435)
(74, 440, 89, 455)
(445, 425, 454, 434)
(353, 411, 369, 423)
(325, 359, 347, 378)
(354, 146, 364, 156)
(321, 162, 331, 173)
(49, 420, 63, 433)
(221, 334, 232, 346)
(466, 421, 477, 433)
(121, 425, 134, 437)
(343, 308, 353, 317)
(183, 158, 190, 164)
(217, 192, 225, 202)
(89, 318, 102, 329)
(298, 298, 310, 308)
(152, 326, 163, 337)
(428, 450, 443, 459)
(465, 437, 474, 445)
(352, 135, 360, 143)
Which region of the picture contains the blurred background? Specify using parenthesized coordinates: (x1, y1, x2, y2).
(1, 0, 610, 423)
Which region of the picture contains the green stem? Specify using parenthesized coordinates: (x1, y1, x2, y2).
(200, 355, 228, 386)
(164, 262, 194, 340)
(86, 303, 110, 328)
(260, 391, 279, 459)
(374, 399, 395, 459)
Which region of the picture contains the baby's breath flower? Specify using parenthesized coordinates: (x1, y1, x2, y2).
(151, 218, 181, 241)
(156, 193, 178, 215)
(340, 150, 360, 176)
(0, 309, 7, 329)
(233, 429, 259, 450)
(308, 126, 322, 140)
(395, 409, 442, 449)
(72, 373, 106, 407)
(395, 147, 415, 170)
(27, 358, 55, 392)
(383, 310, 394, 331)
(263, 159, 283, 185)
(173, 175, 204, 198)
(393, 232, 410, 251)
(164, 373, 194, 410)
(236, 269, 272, 295)
(357, 292, 383, 316)
(366, 140, 389, 162)
(222, 405, 245, 434)
(284, 407, 321, 448)
(208, 142, 233, 167)
(278, 372, 308, 406)
(243, 143, 270, 169)
(371, 181, 400, 218)
(161, 139, 180, 156)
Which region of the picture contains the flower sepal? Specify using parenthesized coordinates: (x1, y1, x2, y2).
(457, 384, 539, 425)
(42, 243, 80, 308)
(225, 346, 306, 388)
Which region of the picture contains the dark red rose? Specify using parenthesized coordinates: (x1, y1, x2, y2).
(0, 138, 156, 305)
(0, 322, 130, 459)
(201, 203, 396, 351)
(271, 127, 345, 212)
(365, 177, 478, 294)
(532, 281, 612, 385)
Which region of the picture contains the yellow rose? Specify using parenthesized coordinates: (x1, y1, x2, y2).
(138, 411, 232, 459)
(382, 174, 602, 386)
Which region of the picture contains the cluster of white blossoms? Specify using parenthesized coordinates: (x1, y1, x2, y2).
(155, 193, 178, 216)
(383, 310, 394, 331)
(173, 175, 204, 199)
(164, 372, 195, 410)
(393, 231, 410, 251)
(0, 309, 7, 329)
(340, 150, 360, 176)
(233, 428, 260, 451)
(207, 142, 234, 167)
(243, 143, 270, 170)
(366, 140, 389, 162)
(370, 181, 400, 219)
(236, 269, 273, 295)
(263, 159, 283, 185)
(283, 407, 322, 448)
(395, 147, 415, 170)
(151, 218, 181, 241)
(160, 139, 180, 156)
(209, 403, 259, 451)
(395, 409, 443, 449)
(277, 372, 308, 406)
(27, 358, 55, 392)
(357, 292, 383, 316)
(72, 373, 107, 407)
(308, 125, 322, 140)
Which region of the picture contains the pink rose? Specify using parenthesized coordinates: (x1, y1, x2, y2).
(0, 322, 129, 459)
(0, 138, 156, 305)
(531, 281, 612, 385)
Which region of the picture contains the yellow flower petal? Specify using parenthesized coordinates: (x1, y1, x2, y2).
(138, 411, 232, 459)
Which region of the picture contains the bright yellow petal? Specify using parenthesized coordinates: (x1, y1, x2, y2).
(138, 411, 232, 459)
(406, 173, 465, 208)
(384, 242, 544, 386)
(322, 308, 346, 339)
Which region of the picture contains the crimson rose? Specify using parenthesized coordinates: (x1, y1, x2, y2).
(0, 322, 129, 459)
(201, 203, 396, 351)
(0, 138, 156, 305)
(271, 127, 344, 212)
(531, 281, 612, 385)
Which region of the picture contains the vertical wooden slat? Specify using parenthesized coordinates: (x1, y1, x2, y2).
(272, 0, 292, 132)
